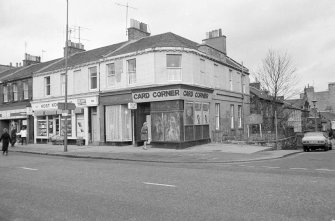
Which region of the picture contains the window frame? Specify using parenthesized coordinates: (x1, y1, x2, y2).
(238, 105, 242, 128)
(230, 104, 235, 129)
(44, 76, 51, 96)
(12, 83, 18, 101)
(107, 63, 116, 86)
(127, 59, 136, 85)
(166, 54, 182, 81)
(3, 85, 8, 102)
(229, 69, 233, 91)
(89, 66, 98, 90)
(60, 73, 66, 96)
(215, 103, 220, 130)
(23, 81, 29, 100)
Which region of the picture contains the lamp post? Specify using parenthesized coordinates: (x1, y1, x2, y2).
(312, 100, 317, 132)
(64, 0, 69, 152)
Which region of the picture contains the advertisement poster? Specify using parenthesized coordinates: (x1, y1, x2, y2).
(194, 102, 202, 125)
(185, 102, 194, 125)
(202, 103, 209, 125)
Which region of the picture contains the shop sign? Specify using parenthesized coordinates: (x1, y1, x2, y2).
(245, 114, 263, 125)
(0, 109, 27, 119)
(128, 103, 137, 109)
(32, 96, 99, 111)
(132, 89, 211, 103)
(57, 102, 76, 110)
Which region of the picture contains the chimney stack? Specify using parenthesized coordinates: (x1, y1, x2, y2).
(23, 53, 41, 66)
(202, 29, 227, 55)
(127, 19, 150, 41)
(64, 40, 86, 57)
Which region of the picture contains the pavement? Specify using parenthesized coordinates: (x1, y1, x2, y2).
(7, 142, 302, 163)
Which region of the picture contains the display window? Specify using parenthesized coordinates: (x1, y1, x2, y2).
(61, 115, 72, 137)
(37, 116, 47, 136)
(76, 114, 85, 137)
(185, 102, 194, 125)
(105, 105, 131, 142)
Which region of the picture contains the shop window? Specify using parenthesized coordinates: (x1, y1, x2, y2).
(37, 116, 47, 136)
(238, 105, 242, 128)
(3, 85, 8, 102)
(12, 83, 18, 101)
(203, 103, 209, 125)
(105, 105, 131, 141)
(230, 104, 235, 129)
(44, 76, 51, 96)
(215, 103, 220, 130)
(23, 81, 29, 99)
(185, 102, 194, 125)
(127, 59, 136, 85)
(89, 67, 97, 89)
(76, 114, 85, 137)
(166, 54, 181, 81)
(60, 74, 66, 95)
(61, 115, 72, 137)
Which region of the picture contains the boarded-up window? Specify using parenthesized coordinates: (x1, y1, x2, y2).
(105, 105, 132, 141)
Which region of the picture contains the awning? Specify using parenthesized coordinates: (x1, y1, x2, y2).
(34, 110, 45, 116)
(45, 110, 57, 115)
(74, 107, 84, 114)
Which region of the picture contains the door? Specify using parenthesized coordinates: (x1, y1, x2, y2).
(91, 113, 98, 142)
(146, 115, 151, 143)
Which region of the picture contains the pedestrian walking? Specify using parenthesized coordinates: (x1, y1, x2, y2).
(141, 122, 149, 150)
(0, 128, 12, 156)
(18, 126, 27, 145)
(10, 127, 17, 147)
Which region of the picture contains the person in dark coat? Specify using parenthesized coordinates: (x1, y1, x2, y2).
(141, 122, 148, 150)
(10, 127, 17, 147)
(0, 128, 12, 156)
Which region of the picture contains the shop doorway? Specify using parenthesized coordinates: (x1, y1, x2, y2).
(90, 107, 99, 143)
(135, 102, 150, 144)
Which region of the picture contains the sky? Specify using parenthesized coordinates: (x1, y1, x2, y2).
(1, 0, 334, 96)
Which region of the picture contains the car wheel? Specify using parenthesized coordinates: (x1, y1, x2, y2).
(303, 146, 307, 152)
(324, 146, 329, 151)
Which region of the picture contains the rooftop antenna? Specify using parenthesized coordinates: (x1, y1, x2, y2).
(41, 50, 46, 61)
(115, 2, 137, 35)
(70, 25, 90, 43)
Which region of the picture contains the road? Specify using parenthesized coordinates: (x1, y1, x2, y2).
(0, 150, 334, 221)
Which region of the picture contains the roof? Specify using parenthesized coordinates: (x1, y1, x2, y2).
(0, 58, 61, 82)
(285, 99, 305, 109)
(250, 86, 284, 103)
(38, 32, 247, 74)
(319, 112, 335, 121)
(40, 42, 127, 73)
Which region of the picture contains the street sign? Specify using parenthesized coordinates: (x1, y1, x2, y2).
(57, 102, 76, 110)
(128, 102, 137, 110)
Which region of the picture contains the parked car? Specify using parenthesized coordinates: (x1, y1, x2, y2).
(302, 132, 332, 152)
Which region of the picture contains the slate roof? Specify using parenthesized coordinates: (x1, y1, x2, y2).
(250, 86, 284, 104)
(320, 112, 335, 121)
(0, 58, 61, 82)
(40, 42, 127, 73)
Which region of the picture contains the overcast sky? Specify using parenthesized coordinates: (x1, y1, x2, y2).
(1, 0, 334, 95)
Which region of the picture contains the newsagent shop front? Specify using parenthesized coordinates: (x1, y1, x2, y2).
(132, 85, 213, 148)
(31, 96, 98, 145)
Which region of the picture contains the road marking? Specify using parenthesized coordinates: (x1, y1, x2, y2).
(315, 168, 335, 172)
(289, 168, 307, 170)
(260, 166, 280, 169)
(143, 182, 176, 188)
(238, 165, 246, 167)
(245, 166, 255, 168)
(19, 167, 38, 171)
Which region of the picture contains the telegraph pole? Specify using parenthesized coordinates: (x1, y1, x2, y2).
(241, 62, 245, 139)
(64, 0, 69, 152)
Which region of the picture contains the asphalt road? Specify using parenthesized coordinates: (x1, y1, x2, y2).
(0, 150, 334, 221)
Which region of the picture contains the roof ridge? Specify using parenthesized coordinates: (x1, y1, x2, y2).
(0, 66, 29, 81)
(103, 40, 137, 58)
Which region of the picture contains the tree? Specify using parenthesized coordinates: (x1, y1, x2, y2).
(253, 49, 299, 132)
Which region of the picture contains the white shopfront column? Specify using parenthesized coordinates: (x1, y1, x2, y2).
(84, 107, 89, 146)
(34, 116, 37, 144)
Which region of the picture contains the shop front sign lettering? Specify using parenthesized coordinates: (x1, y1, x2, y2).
(132, 89, 211, 102)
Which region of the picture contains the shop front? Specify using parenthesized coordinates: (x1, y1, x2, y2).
(31, 96, 98, 145)
(132, 84, 213, 148)
(0, 108, 33, 143)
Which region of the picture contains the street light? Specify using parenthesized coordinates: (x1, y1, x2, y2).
(312, 100, 317, 132)
(64, 0, 69, 152)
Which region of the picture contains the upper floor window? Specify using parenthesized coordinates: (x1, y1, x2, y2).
(23, 81, 29, 99)
(200, 59, 205, 74)
(12, 83, 18, 101)
(107, 63, 116, 86)
(229, 69, 233, 91)
(3, 85, 8, 102)
(44, 76, 51, 96)
(241, 75, 246, 94)
(127, 59, 136, 84)
(89, 67, 97, 89)
(60, 74, 66, 95)
(166, 54, 181, 81)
